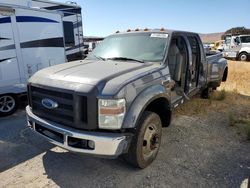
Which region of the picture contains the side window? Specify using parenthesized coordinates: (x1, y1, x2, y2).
(234, 37, 241, 44)
(240, 36, 250, 43)
(63, 21, 75, 47)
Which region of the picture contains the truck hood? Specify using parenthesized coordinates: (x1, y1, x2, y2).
(30, 59, 155, 93)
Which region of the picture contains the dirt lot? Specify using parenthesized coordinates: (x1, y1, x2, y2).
(0, 61, 249, 188)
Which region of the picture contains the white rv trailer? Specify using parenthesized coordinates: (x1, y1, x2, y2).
(0, 1, 84, 116)
(5, 0, 85, 61)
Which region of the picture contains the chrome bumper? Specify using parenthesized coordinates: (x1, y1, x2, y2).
(26, 106, 131, 157)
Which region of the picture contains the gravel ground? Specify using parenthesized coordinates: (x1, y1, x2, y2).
(0, 107, 249, 188)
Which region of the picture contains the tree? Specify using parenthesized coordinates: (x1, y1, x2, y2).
(221, 27, 250, 39)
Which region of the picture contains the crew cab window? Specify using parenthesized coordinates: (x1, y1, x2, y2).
(63, 21, 75, 46)
(240, 36, 250, 43)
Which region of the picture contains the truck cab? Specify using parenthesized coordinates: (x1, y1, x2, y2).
(223, 35, 250, 61)
(26, 29, 228, 168)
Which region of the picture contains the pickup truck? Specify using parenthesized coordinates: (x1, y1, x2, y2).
(26, 29, 228, 168)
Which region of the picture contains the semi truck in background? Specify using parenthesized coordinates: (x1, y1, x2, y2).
(0, 0, 84, 116)
(223, 34, 250, 61)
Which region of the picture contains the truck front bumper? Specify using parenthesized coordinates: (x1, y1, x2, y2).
(26, 106, 131, 158)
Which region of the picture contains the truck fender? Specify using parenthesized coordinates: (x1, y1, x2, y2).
(122, 84, 171, 129)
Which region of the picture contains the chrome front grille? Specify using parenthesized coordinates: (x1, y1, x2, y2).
(29, 85, 88, 128)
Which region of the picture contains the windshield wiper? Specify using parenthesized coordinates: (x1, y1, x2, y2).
(106, 57, 145, 63)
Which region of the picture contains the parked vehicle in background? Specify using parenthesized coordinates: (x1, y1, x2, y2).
(0, 0, 84, 116)
(223, 34, 250, 61)
(26, 29, 228, 168)
(84, 36, 104, 53)
(213, 40, 225, 52)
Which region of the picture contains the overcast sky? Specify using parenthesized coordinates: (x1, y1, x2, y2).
(58, 0, 250, 37)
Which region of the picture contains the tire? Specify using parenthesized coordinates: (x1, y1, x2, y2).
(0, 94, 18, 117)
(238, 52, 248, 61)
(123, 111, 162, 168)
(201, 87, 210, 99)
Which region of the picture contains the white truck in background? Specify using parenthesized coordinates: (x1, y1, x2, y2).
(223, 34, 250, 61)
(0, 0, 84, 116)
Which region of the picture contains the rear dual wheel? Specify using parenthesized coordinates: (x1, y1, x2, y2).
(124, 111, 162, 168)
(0, 95, 18, 117)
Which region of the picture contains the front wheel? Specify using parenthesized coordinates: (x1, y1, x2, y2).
(0, 94, 18, 117)
(124, 111, 162, 168)
(238, 52, 248, 61)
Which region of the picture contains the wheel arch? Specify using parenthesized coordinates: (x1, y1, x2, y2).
(144, 97, 172, 127)
(122, 84, 172, 129)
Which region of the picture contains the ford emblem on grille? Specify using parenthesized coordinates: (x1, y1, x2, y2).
(41, 98, 58, 109)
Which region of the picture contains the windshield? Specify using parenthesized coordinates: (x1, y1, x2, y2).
(87, 33, 169, 62)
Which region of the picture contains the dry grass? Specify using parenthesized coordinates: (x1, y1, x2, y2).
(176, 61, 250, 139)
(219, 60, 250, 96)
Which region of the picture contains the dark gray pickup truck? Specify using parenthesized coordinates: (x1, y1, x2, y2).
(26, 29, 228, 168)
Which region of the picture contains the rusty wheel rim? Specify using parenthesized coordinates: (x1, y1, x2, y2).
(142, 123, 160, 160)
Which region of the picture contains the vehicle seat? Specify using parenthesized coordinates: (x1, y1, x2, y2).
(168, 42, 184, 82)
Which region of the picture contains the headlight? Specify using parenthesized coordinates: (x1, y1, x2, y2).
(98, 99, 126, 129)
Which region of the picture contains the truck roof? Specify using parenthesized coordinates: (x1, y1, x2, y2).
(111, 28, 199, 37)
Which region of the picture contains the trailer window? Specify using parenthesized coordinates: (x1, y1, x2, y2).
(63, 21, 75, 46)
(240, 36, 250, 43)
